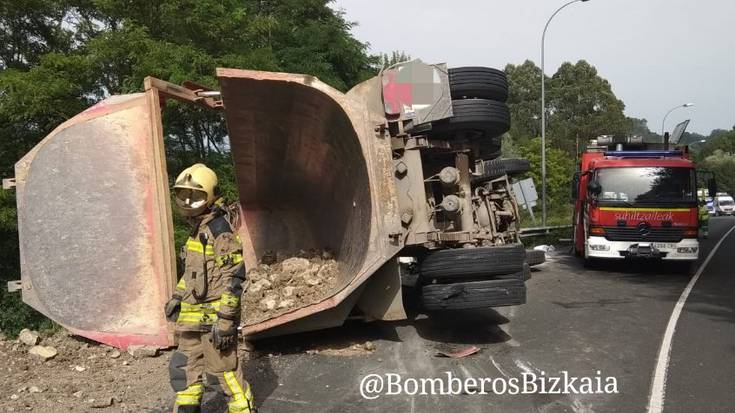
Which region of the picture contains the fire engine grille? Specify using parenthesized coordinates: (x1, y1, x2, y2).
(603, 227, 684, 243)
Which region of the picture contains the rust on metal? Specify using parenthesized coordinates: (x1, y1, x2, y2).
(215, 68, 403, 335)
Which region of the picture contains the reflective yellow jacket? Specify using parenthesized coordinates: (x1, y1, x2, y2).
(699, 204, 710, 222)
(173, 203, 246, 332)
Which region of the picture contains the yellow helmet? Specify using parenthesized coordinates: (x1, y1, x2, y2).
(173, 163, 218, 216)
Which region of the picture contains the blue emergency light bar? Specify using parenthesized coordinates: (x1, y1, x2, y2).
(604, 150, 683, 158)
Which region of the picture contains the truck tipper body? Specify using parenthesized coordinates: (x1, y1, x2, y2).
(6, 61, 530, 349)
(573, 137, 701, 262)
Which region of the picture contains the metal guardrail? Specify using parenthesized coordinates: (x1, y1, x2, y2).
(519, 225, 572, 237)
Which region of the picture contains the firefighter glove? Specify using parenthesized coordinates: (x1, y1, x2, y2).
(164, 297, 182, 322)
(211, 321, 238, 351)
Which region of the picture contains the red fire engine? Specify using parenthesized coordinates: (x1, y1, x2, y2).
(572, 135, 715, 263)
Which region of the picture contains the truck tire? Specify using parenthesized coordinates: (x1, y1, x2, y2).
(472, 158, 530, 184)
(526, 249, 546, 266)
(421, 279, 526, 310)
(477, 147, 502, 161)
(425, 264, 530, 283)
(419, 243, 526, 279)
(449, 67, 508, 102)
(484, 263, 531, 281)
(410, 99, 510, 140)
(502, 158, 531, 175)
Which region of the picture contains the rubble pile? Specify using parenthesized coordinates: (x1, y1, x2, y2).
(243, 249, 339, 325)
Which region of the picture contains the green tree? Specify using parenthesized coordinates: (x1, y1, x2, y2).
(629, 117, 661, 142)
(378, 50, 411, 69)
(505, 59, 638, 154)
(700, 150, 735, 195)
(0, 0, 76, 70)
(505, 60, 544, 145)
(694, 128, 735, 162)
(547, 60, 630, 154)
(516, 137, 576, 208)
(0, 0, 381, 336)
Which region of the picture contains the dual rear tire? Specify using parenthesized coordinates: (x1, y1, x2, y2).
(418, 244, 529, 311)
(410, 66, 510, 161)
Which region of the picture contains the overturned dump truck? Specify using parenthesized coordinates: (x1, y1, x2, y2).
(5, 60, 533, 349)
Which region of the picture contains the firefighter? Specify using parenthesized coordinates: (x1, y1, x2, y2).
(164, 163, 255, 413)
(699, 198, 709, 239)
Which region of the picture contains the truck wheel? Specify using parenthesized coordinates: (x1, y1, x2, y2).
(421, 279, 526, 310)
(502, 158, 531, 175)
(425, 263, 530, 283)
(477, 147, 502, 161)
(410, 99, 510, 140)
(473, 158, 530, 184)
(494, 264, 531, 281)
(419, 243, 526, 279)
(449, 67, 508, 102)
(525, 249, 546, 266)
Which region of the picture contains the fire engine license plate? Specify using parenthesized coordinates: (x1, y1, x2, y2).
(652, 243, 677, 250)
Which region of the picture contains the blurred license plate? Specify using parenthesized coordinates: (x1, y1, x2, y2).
(653, 243, 677, 249)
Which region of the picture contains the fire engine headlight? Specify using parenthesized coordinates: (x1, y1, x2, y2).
(677, 247, 698, 254)
(589, 244, 610, 251)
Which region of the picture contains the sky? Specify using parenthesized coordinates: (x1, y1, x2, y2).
(333, 0, 735, 135)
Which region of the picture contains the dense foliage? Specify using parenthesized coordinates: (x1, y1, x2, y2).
(0, 0, 377, 336)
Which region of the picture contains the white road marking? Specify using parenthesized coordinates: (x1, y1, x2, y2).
(514, 359, 543, 376)
(571, 398, 596, 413)
(647, 223, 735, 413)
(489, 356, 510, 378)
(271, 397, 309, 405)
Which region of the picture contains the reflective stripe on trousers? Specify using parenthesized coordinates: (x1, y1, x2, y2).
(175, 383, 204, 406)
(223, 371, 254, 413)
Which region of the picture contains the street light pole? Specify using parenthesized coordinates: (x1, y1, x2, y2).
(661, 103, 694, 137)
(541, 0, 590, 227)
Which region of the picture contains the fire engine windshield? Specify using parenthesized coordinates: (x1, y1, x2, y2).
(595, 167, 696, 203)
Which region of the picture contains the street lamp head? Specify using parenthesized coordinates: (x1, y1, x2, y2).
(683, 103, 694, 107)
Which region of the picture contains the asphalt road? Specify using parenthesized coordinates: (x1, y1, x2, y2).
(237, 217, 735, 413)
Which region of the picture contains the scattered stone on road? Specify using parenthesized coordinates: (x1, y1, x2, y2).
(28, 345, 58, 361)
(109, 350, 121, 359)
(91, 397, 113, 408)
(18, 329, 40, 346)
(127, 345, 159, 358)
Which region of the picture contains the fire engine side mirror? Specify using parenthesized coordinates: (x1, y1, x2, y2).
(587, 180, 602, 196)
(571, 172, 580, 201)
(708, 178, 718, 198)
